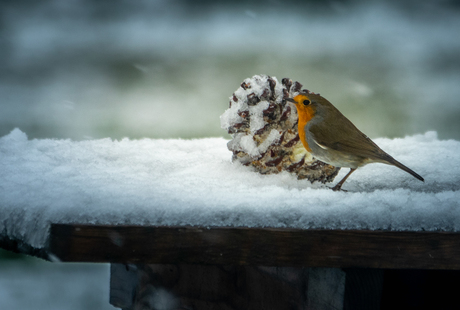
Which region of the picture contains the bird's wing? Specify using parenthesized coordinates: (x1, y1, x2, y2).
(309, 116, 391, 162)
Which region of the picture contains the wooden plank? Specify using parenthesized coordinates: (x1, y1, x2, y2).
(48, 224, 460, 269)
(111, 264, 313, 310)
(109, 264, 388, 310)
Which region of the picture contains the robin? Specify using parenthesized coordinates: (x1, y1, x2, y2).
(285, 92, 424, 191)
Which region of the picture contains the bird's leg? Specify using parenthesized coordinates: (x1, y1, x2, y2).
(331, 168, 356, 191)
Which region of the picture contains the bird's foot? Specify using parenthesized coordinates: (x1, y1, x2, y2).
(331, 185, 347, 192)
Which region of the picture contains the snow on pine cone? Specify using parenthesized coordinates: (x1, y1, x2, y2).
(220, 74, 340, 183)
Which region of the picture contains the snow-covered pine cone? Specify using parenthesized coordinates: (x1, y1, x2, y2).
(220, 74, 340, 183)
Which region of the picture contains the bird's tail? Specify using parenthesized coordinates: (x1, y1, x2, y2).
(387, 157, 424, 182)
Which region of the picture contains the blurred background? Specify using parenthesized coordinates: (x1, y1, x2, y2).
(1, 0, 460, 141)
(1, 0, 460, 309)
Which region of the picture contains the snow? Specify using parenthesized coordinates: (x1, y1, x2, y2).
(220, 75, 289, 160)
(249, 100, 270, 133)
(220, 75, 286, 135)
(1, 128, 460, 250)
(230, 129, 282, 159)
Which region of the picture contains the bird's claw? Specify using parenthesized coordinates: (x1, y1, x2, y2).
(331, 185, 347, 192)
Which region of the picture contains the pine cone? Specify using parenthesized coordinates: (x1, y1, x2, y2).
(220, 75, 340, 183)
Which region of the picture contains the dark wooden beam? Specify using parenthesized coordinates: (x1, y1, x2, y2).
(48, 224, 460, 270)
(110, 264, 349, 310)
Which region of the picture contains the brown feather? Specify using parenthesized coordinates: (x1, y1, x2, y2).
(308, 96, 389, 162)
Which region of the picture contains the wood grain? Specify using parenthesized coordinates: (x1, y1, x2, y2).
(48, 224, 460, 270)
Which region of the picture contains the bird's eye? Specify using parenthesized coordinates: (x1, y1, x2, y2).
(303, 99, 311, 106)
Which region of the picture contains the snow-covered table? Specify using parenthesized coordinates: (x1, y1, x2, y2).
(1, 129, 460, 309)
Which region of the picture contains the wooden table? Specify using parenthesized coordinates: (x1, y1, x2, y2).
(2, 224, 460, 309)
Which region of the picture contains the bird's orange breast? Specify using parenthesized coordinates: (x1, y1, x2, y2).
(297, 105, 315, 153)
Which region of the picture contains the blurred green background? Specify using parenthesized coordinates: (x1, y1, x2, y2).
(1, 0, 460, 309)
(1, 0, 460, 141)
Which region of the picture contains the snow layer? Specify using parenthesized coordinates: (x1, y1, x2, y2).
(1, 129, 459, 249)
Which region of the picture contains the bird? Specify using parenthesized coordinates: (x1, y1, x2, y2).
(285, 92, 424, 191)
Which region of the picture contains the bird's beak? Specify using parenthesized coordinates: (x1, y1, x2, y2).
(284, 98, 297, 104)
